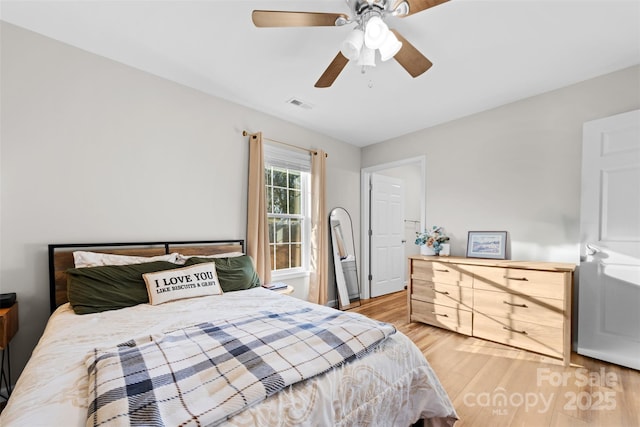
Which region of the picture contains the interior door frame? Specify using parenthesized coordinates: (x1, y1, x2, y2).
(361, 156, 426, 300)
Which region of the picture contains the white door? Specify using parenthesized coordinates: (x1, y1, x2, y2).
(578, 109, 640, 370)
(370, 173, 405, 297)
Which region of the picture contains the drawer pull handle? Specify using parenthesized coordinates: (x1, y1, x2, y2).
(435, 290, 450, 295)
(503, 300, 528, 308)
(504, 275, 528, 281)
(432, 312, 449, 317)
(503, 326, 527, 335)
(435, 269, 449, 273)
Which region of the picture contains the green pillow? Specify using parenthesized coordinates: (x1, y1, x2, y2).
(67, 261, 180, 314)
(185, 255, 261, 292)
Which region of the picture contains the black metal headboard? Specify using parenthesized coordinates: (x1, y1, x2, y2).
(48, 239, 245, 313)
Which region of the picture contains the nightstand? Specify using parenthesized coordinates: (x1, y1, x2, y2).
(0, 303, 18, 399)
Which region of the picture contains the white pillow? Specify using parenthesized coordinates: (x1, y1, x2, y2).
(175, 252, 245, 265)
(143, 263, 223, 305)
(73, 251, 180, 268)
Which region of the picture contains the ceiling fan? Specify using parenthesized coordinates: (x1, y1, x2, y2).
(252, 0, 449, 88)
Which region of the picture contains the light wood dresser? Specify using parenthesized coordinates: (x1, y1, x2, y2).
(408, 256, 575, 365)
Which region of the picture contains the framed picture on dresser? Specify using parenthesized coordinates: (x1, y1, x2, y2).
(466, 231, 508, 259)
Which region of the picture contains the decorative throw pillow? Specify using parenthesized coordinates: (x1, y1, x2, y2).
(67, 261, 180, 314)
(175, 252, 245, 265)
(185, 255, 261, 292)
(73, 251, 180, 268)
(143, 263, 223, 305)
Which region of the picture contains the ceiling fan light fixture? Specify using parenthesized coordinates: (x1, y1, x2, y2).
(357, 45, 376, 68)
(363, 15, 388, 49)
(341, 28, 365, 60)
(378, 31, 402, 61)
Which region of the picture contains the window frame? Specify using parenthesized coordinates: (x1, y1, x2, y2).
(264, 146, 311, 280)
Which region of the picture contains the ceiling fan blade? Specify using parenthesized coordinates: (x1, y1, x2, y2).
(393, 0, 449, 17)
(315, 52, 349, 88)
(252, 10, 348, 27)
(391, 29, 433, 78)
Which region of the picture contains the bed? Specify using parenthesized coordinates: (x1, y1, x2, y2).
(0, 240, 457, 427)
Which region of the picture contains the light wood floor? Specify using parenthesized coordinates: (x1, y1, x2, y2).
(352, 291, 640, 427)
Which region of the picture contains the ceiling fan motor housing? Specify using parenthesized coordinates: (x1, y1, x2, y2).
(350, 0, 393, 17)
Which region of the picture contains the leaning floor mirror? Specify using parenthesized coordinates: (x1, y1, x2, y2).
(329, 207, 361, 310)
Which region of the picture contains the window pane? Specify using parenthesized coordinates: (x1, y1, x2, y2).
(291, 244, 301, 268)
(265, 168, 272, 186)
(272, 188, 287, 214)
(273, 168, 287, 187)
(266, 186, 273, 214)
(270, 244, 276, 270)
(288, 171, 301, 189)
(289, 189, 301, 215)
(275, 244, 290, 270)
(268, 217, 276, 242)
(275, 218, 290, 244)
(290, 219, 301, 243)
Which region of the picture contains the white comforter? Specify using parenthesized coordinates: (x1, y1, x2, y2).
(1, 288, 457, 427)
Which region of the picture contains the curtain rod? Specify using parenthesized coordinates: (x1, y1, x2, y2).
(243, 130, 326, 157)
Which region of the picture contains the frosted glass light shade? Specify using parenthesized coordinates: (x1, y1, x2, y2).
(357, 46, 376, 67)
(379, 31, 402, 61)
(364, 16, 389, 49)
(341, 29, 364, 61)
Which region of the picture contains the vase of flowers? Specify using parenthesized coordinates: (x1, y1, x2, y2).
(415, 226, 450, 256)
(420, 245, 437, 256)
(439, 243, 450, 256)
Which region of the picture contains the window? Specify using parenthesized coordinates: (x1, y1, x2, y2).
(264, 145, 311, 276)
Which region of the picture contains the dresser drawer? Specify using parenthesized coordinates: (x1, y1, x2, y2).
(411, 260, 473, 287)
(472, 266, 567, 299)
(473, 288, 564, 327)
(473, 313, 563, 359)
(410, 300, 472, 336)
(412, 278, 473, 309)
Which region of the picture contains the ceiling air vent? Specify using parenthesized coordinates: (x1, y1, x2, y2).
(286, 97, 313, 110)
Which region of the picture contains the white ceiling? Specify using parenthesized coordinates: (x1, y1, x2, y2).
(2, 0, 639, 147)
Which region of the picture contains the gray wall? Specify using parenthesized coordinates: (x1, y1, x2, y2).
(362, 65, 640, 263)
(0, 22, 361, 381)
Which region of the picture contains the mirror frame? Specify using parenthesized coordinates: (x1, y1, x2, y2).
(329, 207, 361, 310)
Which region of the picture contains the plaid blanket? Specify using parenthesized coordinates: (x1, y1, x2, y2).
(85, 307, 396, 426)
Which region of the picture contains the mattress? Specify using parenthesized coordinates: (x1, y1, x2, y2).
(1, 287, 457, 426)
